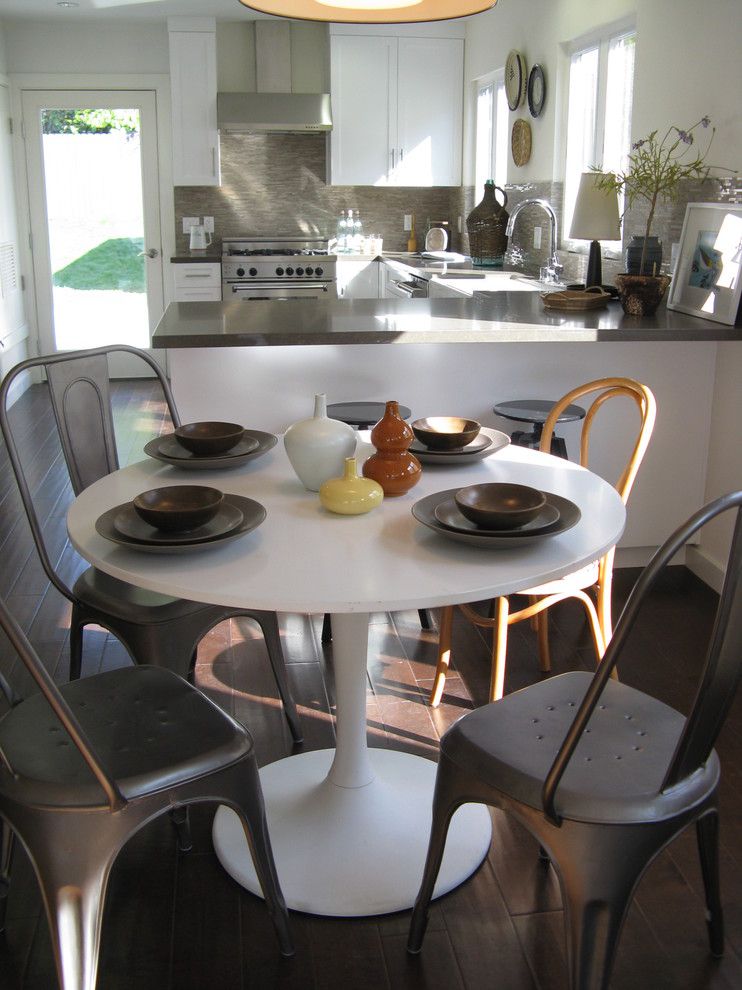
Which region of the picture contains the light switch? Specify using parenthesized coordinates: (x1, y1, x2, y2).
(182, 217, 199, 233)
(202, 216, 214, 233)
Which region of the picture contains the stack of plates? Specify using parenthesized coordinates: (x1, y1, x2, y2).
(410, 427, 510, 466)
(95, 493, 265, 554)
(412, 488, 580, 548)
(144, 430, 277, 470)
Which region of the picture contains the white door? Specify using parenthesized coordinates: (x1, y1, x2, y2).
(22, 90, 164, 375)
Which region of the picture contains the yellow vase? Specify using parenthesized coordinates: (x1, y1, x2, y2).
(319, 457, 384, 515)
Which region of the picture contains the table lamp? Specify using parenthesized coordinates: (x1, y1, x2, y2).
(570, 172, 621, 289)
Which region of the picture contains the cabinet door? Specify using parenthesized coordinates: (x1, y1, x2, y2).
(169, 29, 220, 186)
(172, 262, 221, 300)
(395, 38, 463, 186)
(330, 35, 397, 187)
(337, 258, 379, 299)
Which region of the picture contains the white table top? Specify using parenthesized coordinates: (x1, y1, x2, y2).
(67, 440, 625, 614)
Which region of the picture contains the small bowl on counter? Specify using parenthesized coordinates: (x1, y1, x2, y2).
(454, 483, 546, 529)
(411, 417, 481, 451)
(174, 421, 245, 456)
(133, 485, 224, 532)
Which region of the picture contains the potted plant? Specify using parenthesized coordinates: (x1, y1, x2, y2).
(593, 116, 731, 315)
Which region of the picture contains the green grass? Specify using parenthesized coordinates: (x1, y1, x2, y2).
(53, 237, 145, 293)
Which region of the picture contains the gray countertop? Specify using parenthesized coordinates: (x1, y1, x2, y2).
(152, 293, 741, 348)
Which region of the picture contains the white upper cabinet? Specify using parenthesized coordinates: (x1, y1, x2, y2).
(168, 18, 220, 186)
(330, 32, 463, 187)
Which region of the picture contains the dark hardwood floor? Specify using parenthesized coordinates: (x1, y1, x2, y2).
(1, 379, 741, 989)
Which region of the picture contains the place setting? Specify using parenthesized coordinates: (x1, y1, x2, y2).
(408, 416, 510, 465)
(95, 483, 266, 554)
(412, 481, 581, 548)
(144, 420, 278, 470)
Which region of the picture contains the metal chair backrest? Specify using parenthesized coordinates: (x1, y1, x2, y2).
(539, 377, 656, 504)
(542, 490, 742, 823)
(0, 345, 180, 600)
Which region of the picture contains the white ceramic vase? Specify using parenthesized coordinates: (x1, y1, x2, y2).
(284, 393, 357, 492)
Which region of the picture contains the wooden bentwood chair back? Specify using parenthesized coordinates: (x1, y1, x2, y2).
(0, 591, 293, 990)
(429, 377, 656, 706)
(410, 491, 742, 990)
(0, 345, 302, 743)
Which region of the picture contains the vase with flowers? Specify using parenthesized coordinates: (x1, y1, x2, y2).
(593, 116, 733, 315)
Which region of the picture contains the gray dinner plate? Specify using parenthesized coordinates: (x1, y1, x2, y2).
(113, 500, 244, 545)
(96, 494, 265, 553)
(410, 433, 492, 456)
(434, 499, 560, 537)
(144, 430, 276, 470)
(413, 489, 580, 548)
(411, 427, 510, 465)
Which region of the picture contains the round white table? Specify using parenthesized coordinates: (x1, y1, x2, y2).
(67, 440, 625, 917)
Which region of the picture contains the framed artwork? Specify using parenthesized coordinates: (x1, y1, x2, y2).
(667, 202, 742, 325)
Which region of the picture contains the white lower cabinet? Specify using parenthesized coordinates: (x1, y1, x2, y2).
(172, 262, 222, 301)
(336, 257, 380, 299)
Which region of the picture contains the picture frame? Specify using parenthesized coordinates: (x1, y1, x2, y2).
(666, 202, 742, 325)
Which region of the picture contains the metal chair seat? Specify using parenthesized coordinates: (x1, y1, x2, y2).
(74, 568, 211, 621)
(0, 665, 252, 807)
(443, 671, 718, 825)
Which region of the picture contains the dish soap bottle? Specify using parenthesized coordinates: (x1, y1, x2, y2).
(407, 215, 417, 253)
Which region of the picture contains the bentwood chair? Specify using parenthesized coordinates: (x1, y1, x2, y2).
(430, 378, 656, 706)
(409, 490, 742, 989)
(0, 592, 293, 990)
(0, 345, 302, 743)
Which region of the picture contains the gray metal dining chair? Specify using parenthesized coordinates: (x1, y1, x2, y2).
(0, 591, 293, 990)
(0, 345, 302, 743)
(408, 490, 742, 990)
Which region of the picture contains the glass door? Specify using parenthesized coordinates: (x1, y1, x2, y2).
(22, 90, 164, 374)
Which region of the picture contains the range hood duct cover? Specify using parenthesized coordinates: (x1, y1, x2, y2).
(217, 92, 332, 133)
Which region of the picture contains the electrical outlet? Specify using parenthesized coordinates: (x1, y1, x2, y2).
(533, 226, 542, 250)
(182, 217, 199, 233)
(403, 214, 412, 231)
(202, 216, 214, 233)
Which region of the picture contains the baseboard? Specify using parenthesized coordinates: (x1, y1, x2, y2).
(685, 545, 725, 594)
(614, 546, 687, 569)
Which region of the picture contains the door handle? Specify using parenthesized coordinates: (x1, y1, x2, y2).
(139, 248, 158, 259)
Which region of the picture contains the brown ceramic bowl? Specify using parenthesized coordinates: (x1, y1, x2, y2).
(411, 417, 481, 451)
(454, 483, 547, 529)
(174, 421, 245, 456)
(133, 485, 224, 532)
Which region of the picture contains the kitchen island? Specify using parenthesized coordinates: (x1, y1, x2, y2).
(152, 292, 740, 559)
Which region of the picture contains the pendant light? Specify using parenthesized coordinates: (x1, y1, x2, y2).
(238, 0, 496, 25)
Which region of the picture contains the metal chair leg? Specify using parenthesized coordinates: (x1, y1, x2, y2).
(251, 611, 303, 744)
(321, 613, 333, 643)
(0, 820, 14, 932)
(169, 807, 193, 853)
(697, 810, 724, 957)
(69, 606, 84, 681)
(418, 609, 433, 630)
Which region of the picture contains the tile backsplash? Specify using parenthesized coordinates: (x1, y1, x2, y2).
(175, 132, 734, 284)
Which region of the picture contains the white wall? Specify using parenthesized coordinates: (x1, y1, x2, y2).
(3, 20, 169, 74)
(0, 20, 7, 75)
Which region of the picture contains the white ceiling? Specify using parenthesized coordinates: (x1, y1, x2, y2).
(0, 0, 272, 22)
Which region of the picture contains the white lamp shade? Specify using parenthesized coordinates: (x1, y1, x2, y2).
(570, 173, 621, 241)
(238, 0, 496, 23)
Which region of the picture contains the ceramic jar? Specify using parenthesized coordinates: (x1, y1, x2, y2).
(466, 180, 509, 268)
(625, 235, 663, 276)
(362, 400, 421, 497)
(284, 393, 357, 492)
(319, 458, 384, 515)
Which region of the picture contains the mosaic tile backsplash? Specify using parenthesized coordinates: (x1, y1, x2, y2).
(174, 132, 734, 285)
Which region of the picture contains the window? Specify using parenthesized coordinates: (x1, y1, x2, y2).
(474, 69, 508, 194)
(563, 24, 636, 251)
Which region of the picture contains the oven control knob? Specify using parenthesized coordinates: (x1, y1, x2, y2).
(276, 267, 284, 276)
(249, 267, 257, 277)
(236, 267, 245, 277)
(315, 266, 324, 277)
(305, 266, 314, 276)
(286, 267, 294, 276)
(296, 267, 304, 276)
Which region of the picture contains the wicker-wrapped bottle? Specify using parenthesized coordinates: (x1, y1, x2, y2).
(466, 180, 509, 268)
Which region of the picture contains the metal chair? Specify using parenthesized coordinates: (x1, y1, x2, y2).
(0, 591, 293, 990)
(0, 345, 302, 743)
(408, 490, 742, 989)
(430, 378, 656, 705)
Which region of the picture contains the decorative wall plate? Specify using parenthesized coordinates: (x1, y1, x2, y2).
(511, 118, 532, 167)
(527, 64, 546, 117)
(505, 50, 526, 111)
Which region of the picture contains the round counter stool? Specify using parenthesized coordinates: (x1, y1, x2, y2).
(323, 400, 426, 643)
(327, 401, 412, 430)
(493, 399, 586, 460)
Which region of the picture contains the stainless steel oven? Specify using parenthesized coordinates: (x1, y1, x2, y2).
(222, 236, 337, 301)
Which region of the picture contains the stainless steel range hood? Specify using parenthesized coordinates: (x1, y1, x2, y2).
(217, 92, 332, 133)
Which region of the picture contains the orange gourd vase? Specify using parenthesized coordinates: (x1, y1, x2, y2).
(362, 400, 421, 497)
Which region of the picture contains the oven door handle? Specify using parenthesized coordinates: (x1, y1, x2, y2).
(229, 283, 331, 294)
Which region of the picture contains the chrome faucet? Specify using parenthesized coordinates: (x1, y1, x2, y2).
(505, 198, 564, 284)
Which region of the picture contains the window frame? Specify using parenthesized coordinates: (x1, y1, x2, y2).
(472, 67, 507, 192)
(561, 17, 636, 258)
